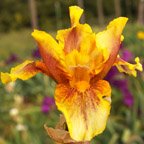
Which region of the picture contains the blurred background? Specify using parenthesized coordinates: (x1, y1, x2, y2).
(0, 0, 144, 144)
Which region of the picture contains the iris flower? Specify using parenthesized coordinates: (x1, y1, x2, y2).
(1, 6, 142, 141)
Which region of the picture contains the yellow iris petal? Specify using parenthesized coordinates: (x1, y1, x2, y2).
(107, 17, 128, 37)
(91, 17, 128, 80)
(56, 24, 93, 55)
(96, 17, 128, 54)
(1, 60, 39, 84)
(114, 57, 143, 77)
(69, 66, 91, 92)
(32, 30, 71, 83)
(32, 30, 64, 60)
(69, 6, 83, 27)
(55, 80, 111, 141)
(65, 49, 90, 68)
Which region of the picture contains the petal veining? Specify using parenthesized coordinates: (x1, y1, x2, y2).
(56, 24, 93, 54)
(91, 17, 128, 82)
(55, 80, 111, 141)
(32, 30, 71, 83)
(1, 60, 40, 84)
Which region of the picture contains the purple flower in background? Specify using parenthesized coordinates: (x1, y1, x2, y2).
(105, 67, 118, 83)
(5, 54, 19, 65)
(32, 48, 41, 59)
(121, 49, 133, 61)
(122, 88, 134, 107)
(112, 79, 127, 88)
(41, 96, 55, 113)
(120, 43, 133, 61)
(114, 80, 134, 107)
(107, 75, 134, 107)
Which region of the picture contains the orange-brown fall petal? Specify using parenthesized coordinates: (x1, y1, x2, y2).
(55, 80, 111, 141)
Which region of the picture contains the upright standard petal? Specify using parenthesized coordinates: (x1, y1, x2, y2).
(56, 24, 93, 55)
(32, 30, 70, 83)
(1, 60, 39, 84)
(69, 6, 83, 27)
(56, 6, 93, 55)
(91, 17, 128, 82)
(55, 80, 111, 141)
(114, 56, 143, 77)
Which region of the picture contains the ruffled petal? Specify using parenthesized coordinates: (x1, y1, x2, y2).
(69, 6, 83, 27)
(32, 30, 70, 83)
(114, 56, 143, 77)
(55, 80, 111, 141)
(92, 17, 128, 81)
(1, 60, 40, 84)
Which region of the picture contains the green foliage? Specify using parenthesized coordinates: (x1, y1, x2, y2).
(0, 0, 140, 32)
(0, 0, 30, 32)
(0, 29, 35, 61)
(123, 23, 144, 57)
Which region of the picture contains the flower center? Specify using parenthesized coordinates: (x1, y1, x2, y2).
(70, 80, 90, 93)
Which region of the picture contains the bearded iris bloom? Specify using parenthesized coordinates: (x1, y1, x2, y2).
(1, 6, 143, 141)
